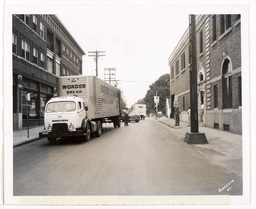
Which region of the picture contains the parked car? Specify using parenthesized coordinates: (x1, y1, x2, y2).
(128, 113, 140, 122)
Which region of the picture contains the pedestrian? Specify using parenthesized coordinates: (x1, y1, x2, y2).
(187, 107, 190, 127)
(175, 107, 180, 126)
(124, 108, 129, 126)
(200, 103, 205, 122)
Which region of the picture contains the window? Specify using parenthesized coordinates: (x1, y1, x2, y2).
(25, 15, 30, 25)
(220, 15, 232, 35)
(47, 57, 53, 74)
(12, 33, 17, 54)
(214, 85, 218, 108)
(63, 67, 67, 76)
(47, 30, 54, 51)
(33, 47, 38, 64)
(20, 15, 25, 21)
(40, 53, 45, 68)
(56, 62, 60, 77)
(212, 15, 217, 42)
(32, 15, 37, 31)
(40, 22, 45, 39)
(171, 66, 174, 80)
(236, 14, 241, 21)
(21, 39, 30, 61)
(200, 30, 203, 53)
(220, 15, 225, 34)
(226, 15, 231, 28)
(181, 52, 185, 70)
(199, 73, 204, 82)
(56, 39, 61, 57)
(238, 76, 242, 106)
(175, 60, 179, 76)
(183, 96, 185, 111)
(222, 59, 232, 109)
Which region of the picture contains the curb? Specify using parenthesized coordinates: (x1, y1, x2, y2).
(13, 137, 44, 148)
(158, 120, 181, 129)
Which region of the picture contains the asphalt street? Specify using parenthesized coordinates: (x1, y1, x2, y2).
(13, 119, 242, 196)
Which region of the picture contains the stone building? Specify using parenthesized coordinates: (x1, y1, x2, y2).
(168, 15, 241, 134)
(13, 14, 85, 129)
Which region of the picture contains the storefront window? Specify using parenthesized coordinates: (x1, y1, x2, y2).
(22, 92, 38, 119)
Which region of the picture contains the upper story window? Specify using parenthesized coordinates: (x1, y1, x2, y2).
(212, 15, 217, 42)
(12, 33, 17, 54)
(40, 53, 45, 68)
(40, 22, 45, 39)
(20, 15, 25, 21)
(47, 30, 54, 51)
(199, 30, 203, 54)
(171, 66, 174, 80)
(175, 60, 179, 76)
(56, 38, 61, 57)
(25, 15, 30, 25)
(236, 14, 241, 21)
(32, 15, 37, 32)
(21, 39, 30, 61)
(220, 15, 232, 36)
(181, 52, 185, 70)
(33, 47, 38, 64)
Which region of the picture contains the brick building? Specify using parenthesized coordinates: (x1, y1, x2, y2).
(13, 14, 85, 130)
(168, 15, 241, 134)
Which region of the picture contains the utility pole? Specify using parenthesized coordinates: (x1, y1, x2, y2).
(88, 50, 105, 77)
(184, 14, 208, 144)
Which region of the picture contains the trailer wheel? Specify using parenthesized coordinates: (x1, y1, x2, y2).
(95, 120, 102, 137)
(117, 118, 121, 127)
(84, 123, 91, 142)
(48, 137, 56, 144)
(113, 117, 120, 128)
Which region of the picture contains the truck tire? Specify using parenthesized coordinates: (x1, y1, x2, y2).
(95, 120, 102, 137)
(48, 137, 56, 144)
(113, 117, 120, 128)
(83, 123, 91, 142)
(117, 118, 121, 127)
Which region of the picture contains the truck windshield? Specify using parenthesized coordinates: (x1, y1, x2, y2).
(46, 101, 76, 113)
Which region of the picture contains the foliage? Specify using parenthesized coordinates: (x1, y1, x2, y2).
(143, 73, 170, 116)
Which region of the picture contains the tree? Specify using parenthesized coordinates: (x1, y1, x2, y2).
(143, 73, 170, 116)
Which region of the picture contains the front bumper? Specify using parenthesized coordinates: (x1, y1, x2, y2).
(48, 123, 85, 138)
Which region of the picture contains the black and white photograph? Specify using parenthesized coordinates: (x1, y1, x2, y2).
(1, 0, 255, 208)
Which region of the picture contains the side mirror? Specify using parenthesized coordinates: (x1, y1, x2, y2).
(85, 106, 88, 111)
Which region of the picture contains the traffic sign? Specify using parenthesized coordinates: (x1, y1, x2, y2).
(154, 96, 159, 104)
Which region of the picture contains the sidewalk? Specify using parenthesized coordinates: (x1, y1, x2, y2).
(157, 117, 243, 178)
(13, 126, 45, 147)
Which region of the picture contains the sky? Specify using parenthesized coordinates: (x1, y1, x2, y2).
(57, 5, 189, 107)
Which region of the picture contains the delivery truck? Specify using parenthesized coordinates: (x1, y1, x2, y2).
(43, 76, 121, 144)
(134, 104, 146, 119)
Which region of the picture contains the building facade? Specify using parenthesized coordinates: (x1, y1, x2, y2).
(13, 14, 85, 130)
(168, 15, 241, 134)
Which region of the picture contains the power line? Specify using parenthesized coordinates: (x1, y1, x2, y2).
(119, 80, 154, 83)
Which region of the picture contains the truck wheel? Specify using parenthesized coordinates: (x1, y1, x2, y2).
(95, 121, 102, 137)
(113, 117, 120, 128)
(48, 137, 56, 144)
(117, 118, 121, 127)
(84, 124, 91, 142)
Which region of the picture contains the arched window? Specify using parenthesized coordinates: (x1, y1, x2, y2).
(222, 59, 232, 109)
(200, 73, 204, 82)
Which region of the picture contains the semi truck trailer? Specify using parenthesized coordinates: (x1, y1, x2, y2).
(134, 104, 146, 119)
(44, 76, 121, 144)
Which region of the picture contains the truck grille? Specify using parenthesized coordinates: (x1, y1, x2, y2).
(52, 123, 69, 135)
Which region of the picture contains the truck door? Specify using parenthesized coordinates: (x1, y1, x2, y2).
(77, 101, 85, 128)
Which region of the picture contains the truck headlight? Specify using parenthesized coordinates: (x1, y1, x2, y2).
(69, 123, 74, 131)
(47, 124, 52, 132)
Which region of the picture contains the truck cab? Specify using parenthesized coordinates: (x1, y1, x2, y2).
(44, 96, 89, 144)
